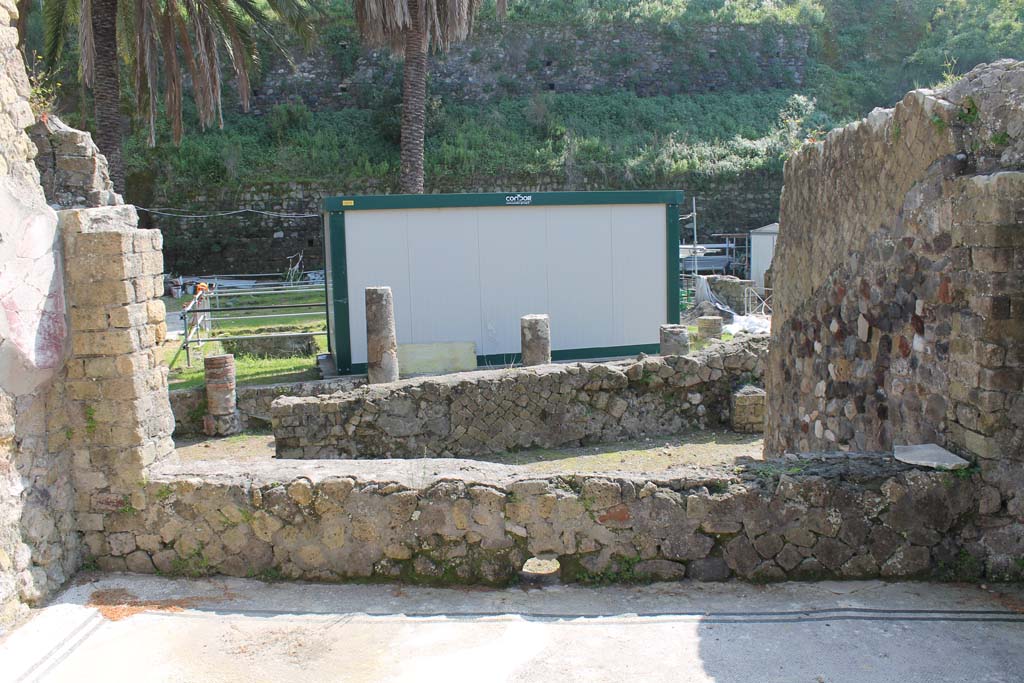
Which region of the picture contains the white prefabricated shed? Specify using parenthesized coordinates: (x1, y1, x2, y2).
(324, 191, 683, 374)
(750, 222, 779, 294)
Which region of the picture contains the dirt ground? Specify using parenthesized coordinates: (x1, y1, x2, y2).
(174, 431, 763, 474)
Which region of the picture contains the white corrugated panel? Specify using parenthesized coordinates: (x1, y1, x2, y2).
(344, 204, 667, 364)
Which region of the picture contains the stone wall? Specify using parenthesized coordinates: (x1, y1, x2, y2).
(0, 0, 78, 630)
(60, 205, 178, 574)
(272, 337, 767, 459)
(171, 376, 367, 436)
(766, 61, 1024, 576)
(29, 115, 122, 210)
(81, 450, 1008, 585)
(707, 275, 756, 314)
(148, 169, 780, 276)
(253, 22, 808, 113)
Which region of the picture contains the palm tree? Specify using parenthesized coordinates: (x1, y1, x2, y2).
(43, 0, 316, 192)
(354, 0, 482, 193)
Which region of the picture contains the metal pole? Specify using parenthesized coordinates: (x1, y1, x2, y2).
(692, 197, 698, 280)
(183, 309, 191, 368)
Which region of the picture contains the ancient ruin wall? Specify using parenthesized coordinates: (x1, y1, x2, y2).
(29, 115, 123, 210)
(766, 60, 1024, 576)
(0, 0, 77, 628)
(170, 375, 367, 436)
(272, 338, 767, 459)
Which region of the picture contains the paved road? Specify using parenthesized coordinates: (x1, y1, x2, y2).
(2, 574, 1023, 682)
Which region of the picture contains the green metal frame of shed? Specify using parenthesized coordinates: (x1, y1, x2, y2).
(323, 190, 683, 375)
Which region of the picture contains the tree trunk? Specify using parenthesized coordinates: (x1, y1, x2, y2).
(91, 0, 125, 193)
(399, 0, 428, 194)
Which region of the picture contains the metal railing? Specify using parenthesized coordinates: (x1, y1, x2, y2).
(174, 272, 327, 367)
(744, 287, 773, 316)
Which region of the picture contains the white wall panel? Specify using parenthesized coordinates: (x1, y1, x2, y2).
(610, 204, 667, 346)
(545, 206, 614, 350)
(345, 210, 412, 365)
(344, 202, 668, 366)
(478, 206, 548, 357)
(407, 208, 482, 346)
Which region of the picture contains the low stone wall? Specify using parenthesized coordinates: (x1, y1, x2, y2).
(171, 376, 367, 436)
(272, 337, 768, 459)
(83, 452, 1016, 585)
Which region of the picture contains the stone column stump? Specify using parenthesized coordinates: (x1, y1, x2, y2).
(366, 286, 399, 384)
(204, 354, 242, 436)
(660, 324, 691, 356)
(521, 314, 552, 366)
(732, 385, 766, 433)
(697, 315, 724, 340)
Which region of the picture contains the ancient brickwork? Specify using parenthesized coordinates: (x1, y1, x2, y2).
(77, 452, 989, 585)
(29, 115, 122, 209)
(767, 60, 1024, 578)
(273, 338, 767, 459)
(58, 205, 177, 573)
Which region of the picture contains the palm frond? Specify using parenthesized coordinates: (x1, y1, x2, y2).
(42, 0, 72, 67)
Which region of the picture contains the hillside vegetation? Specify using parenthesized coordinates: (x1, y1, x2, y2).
(35, 1, 1024, 229)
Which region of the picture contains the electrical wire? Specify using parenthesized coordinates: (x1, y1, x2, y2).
(136, 207, 320, 219)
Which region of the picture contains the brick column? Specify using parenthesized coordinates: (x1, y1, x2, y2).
(59, 206, 176, 572)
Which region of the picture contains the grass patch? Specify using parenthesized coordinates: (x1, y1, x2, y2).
(163, 339, 324, 390)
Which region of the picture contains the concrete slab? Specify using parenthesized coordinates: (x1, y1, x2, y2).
(2, 574, 1023, 682)
(895, 444, 970, 470)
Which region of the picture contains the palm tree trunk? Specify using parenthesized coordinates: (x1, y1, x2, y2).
(91, 0, 125, 193)
(399, 0, 428, 194)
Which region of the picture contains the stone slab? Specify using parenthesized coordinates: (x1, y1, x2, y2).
(894, 444, 970, 471)
(398, 342, 478, 375)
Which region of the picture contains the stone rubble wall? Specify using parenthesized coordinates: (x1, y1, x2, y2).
(766, 60, 1024, 576)
(768, 60, 1024, 457)
(83, 452, 1010, 585)
(0, 0, 78, 631)
(171, 376, 367, 436)
(351, 24, 808, 105)
(706, 275, 756, 314)
(272, 338, 768, 459)
(28, 115, 122, 210)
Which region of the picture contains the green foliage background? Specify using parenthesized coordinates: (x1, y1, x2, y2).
(29, 1, 1024, 219)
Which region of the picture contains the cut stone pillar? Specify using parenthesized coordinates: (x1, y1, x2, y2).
(521, 314, 552, 366)
(660, 324, 691, 356)
(366, 286, 399, 384)
(697, 316, 723, 340)
(731, 385, 766, 433)
(204, 354, 241, 436)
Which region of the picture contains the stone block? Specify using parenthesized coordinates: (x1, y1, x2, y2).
(697, 316, 723, 340)
(894, 444, 970, 470)
(659, 324, 691, 356)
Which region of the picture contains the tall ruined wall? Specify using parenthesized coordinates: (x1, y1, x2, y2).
(29, 115, 123, 210)
(0, 0, 78, 630)
(766, 60, 1024, 572)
